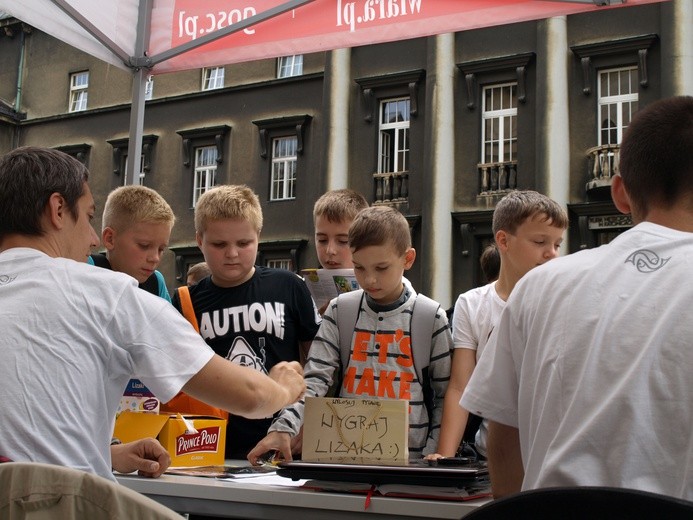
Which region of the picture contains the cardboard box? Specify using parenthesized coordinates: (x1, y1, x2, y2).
(114, 411, 227, 467)
(116, 379, 160, 416)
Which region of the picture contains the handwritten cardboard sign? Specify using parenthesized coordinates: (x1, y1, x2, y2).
(302, 397, 408, 462)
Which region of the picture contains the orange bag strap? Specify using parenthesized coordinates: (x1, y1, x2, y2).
(177, 286, 200, 333)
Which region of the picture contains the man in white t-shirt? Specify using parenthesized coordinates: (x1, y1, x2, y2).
(0, 147, 305, 481)
(462, 96, 693, 501)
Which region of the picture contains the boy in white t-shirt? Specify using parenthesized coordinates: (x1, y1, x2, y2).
(431, 190, 568, 459)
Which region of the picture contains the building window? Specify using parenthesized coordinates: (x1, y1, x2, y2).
(277, 55, 303, 78)
(257, 239, 307, 274)
(481, 83, 517, 164)
(144, 75, 154, 101)
(193, 146, 217, 206)
(266, 258, 293, 270)
(270, 136, 297, 201)
(598, 66, 638, 145)
(123, 154, 146, 186)
(378, 97, 410, 174)
(107, 135, 158, 189)
(202, 67, 224, 90)
(69, 71, 89, 112)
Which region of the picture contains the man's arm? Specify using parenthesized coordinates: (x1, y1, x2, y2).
(487, 420, 524, 498)
(182, 355, 305, 419)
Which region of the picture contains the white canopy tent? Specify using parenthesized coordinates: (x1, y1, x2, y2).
(0, 0, 665, 183)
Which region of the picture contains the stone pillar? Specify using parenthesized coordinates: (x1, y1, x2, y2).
(422, 32, 455, 308)
(671, 0, 693, 96)
(537, 16, 570, 254)
(324, 48, 351, 190)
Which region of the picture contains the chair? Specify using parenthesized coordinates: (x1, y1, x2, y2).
(0, 462, 182, 519)
(462, 486, 693, 520)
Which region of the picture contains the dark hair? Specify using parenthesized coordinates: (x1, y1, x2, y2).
(480, 244, 500, 283)
(349, 206, 411, 255)
(0, 147, 89, 241)
(619, 96, 693, 217)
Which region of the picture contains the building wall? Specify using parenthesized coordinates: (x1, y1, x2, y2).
(1, 2, 688, 307)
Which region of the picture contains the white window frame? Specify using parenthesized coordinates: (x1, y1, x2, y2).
(202, 67, 225, 90)
(69, 71, 89, 113)
(266, 258, 293, 271)
(123, 154, 146, 186)
(193, 146, 218, 206)
(481, 82, 517, 164)
(597, 66, 638, 146)
(378, 97, 410, 174)
(277, 55, 303, 78)
(270, 136, 297, 201)
(144, 75, 154, 101)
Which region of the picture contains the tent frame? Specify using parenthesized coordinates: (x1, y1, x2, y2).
(51, 0, 315, 184)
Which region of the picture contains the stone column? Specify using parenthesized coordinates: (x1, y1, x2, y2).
(422, 32, 455, 308)
(537, 16, 570, 254)
(324, 48, 351, 190)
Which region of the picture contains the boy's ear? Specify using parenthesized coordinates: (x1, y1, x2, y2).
(495, 229, 509, 252)
(611, 174, 633, 216)
(404, 247, 416, 269)
(101, 227, 116, 251)
(195, 231, 203, 248)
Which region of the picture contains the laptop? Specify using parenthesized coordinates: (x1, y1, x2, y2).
(276, 459, 489, 488)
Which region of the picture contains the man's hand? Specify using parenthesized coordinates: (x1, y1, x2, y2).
(247, 431, 293, 466)
(268, 361, 305, 405)
(111, 438, 171, 478)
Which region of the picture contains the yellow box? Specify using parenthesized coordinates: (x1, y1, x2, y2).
(114, 411, 227, 467)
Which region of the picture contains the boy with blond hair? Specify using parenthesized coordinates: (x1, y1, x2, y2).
(432, 190, 568, 460)
(172, 184, 320, 460)
(89, 185, 175, 301)
(249, 206, 452, 462)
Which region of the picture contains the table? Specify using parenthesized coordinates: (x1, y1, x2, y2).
(116, 471, 491, 519)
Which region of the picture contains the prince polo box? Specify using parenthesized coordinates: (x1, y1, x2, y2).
(114, 411, 227, 466)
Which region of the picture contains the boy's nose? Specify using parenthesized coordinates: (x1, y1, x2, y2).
(545, 247, 559, 259)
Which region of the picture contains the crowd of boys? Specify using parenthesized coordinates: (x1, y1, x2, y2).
(0, 96, 690, 503)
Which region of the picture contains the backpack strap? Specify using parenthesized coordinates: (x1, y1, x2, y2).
(410, 293, 441, 423)
(410, 293, 441, 383)
(177, 285, 200, 333)
(336, 290, 366, 372)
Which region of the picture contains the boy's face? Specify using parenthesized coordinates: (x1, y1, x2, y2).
(351, 243, 415, 305)
(497, 213, 564, 280)
(103, 221, 171, 283)
(314, 215, 353, 269)
(197, 218, 258, 288)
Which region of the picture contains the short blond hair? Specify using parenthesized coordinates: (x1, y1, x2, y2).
(349, 206, 411, 256)
(102, 185, 175, 233)
(194, 184, 263, 235)
(313, 189, 368, 225)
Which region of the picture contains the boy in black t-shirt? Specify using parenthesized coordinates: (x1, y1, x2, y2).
(172, 185, 320, 460)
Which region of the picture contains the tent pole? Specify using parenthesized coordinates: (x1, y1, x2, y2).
(125, 0, 153, 186)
